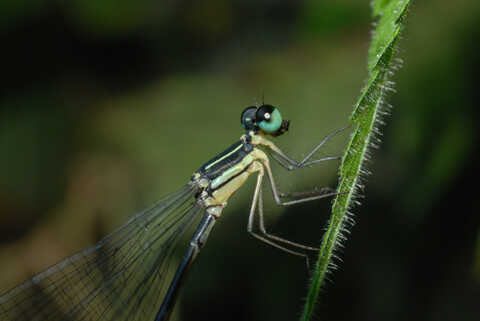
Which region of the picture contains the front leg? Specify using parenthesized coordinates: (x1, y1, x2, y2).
(252, 125, 349, 171)
(250, 148, 340, 207)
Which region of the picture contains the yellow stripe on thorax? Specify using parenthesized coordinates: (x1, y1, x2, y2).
(204, 144, 243, 170)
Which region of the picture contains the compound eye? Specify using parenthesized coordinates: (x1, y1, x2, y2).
(256, 105, 282, 134)
(241, 106, 258, 130)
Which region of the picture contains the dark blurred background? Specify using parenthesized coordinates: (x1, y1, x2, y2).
(0, 0, 479, 320)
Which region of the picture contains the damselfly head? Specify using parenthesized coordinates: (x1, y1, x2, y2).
(241, 106, 257, 131)
(240, 104, 289, 137)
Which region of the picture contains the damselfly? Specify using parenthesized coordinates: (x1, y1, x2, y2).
(0, 104, 345, 321)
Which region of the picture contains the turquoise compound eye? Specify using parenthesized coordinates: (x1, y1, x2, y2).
(257, 105, 283, 133)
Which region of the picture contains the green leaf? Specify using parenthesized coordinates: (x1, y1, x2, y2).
(300, 1, 411, 320)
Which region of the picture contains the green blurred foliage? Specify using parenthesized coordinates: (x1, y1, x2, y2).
(0, 0, 479, 321)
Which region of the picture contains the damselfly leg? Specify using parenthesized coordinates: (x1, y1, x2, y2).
(279, 187, 336, 199)
(268, 125, 350, 170)
(247, 126, 348, 257)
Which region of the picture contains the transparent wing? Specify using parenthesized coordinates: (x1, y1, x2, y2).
(0, 184, 204, 321)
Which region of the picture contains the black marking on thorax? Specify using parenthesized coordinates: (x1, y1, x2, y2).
(196, 137, 254, 181)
